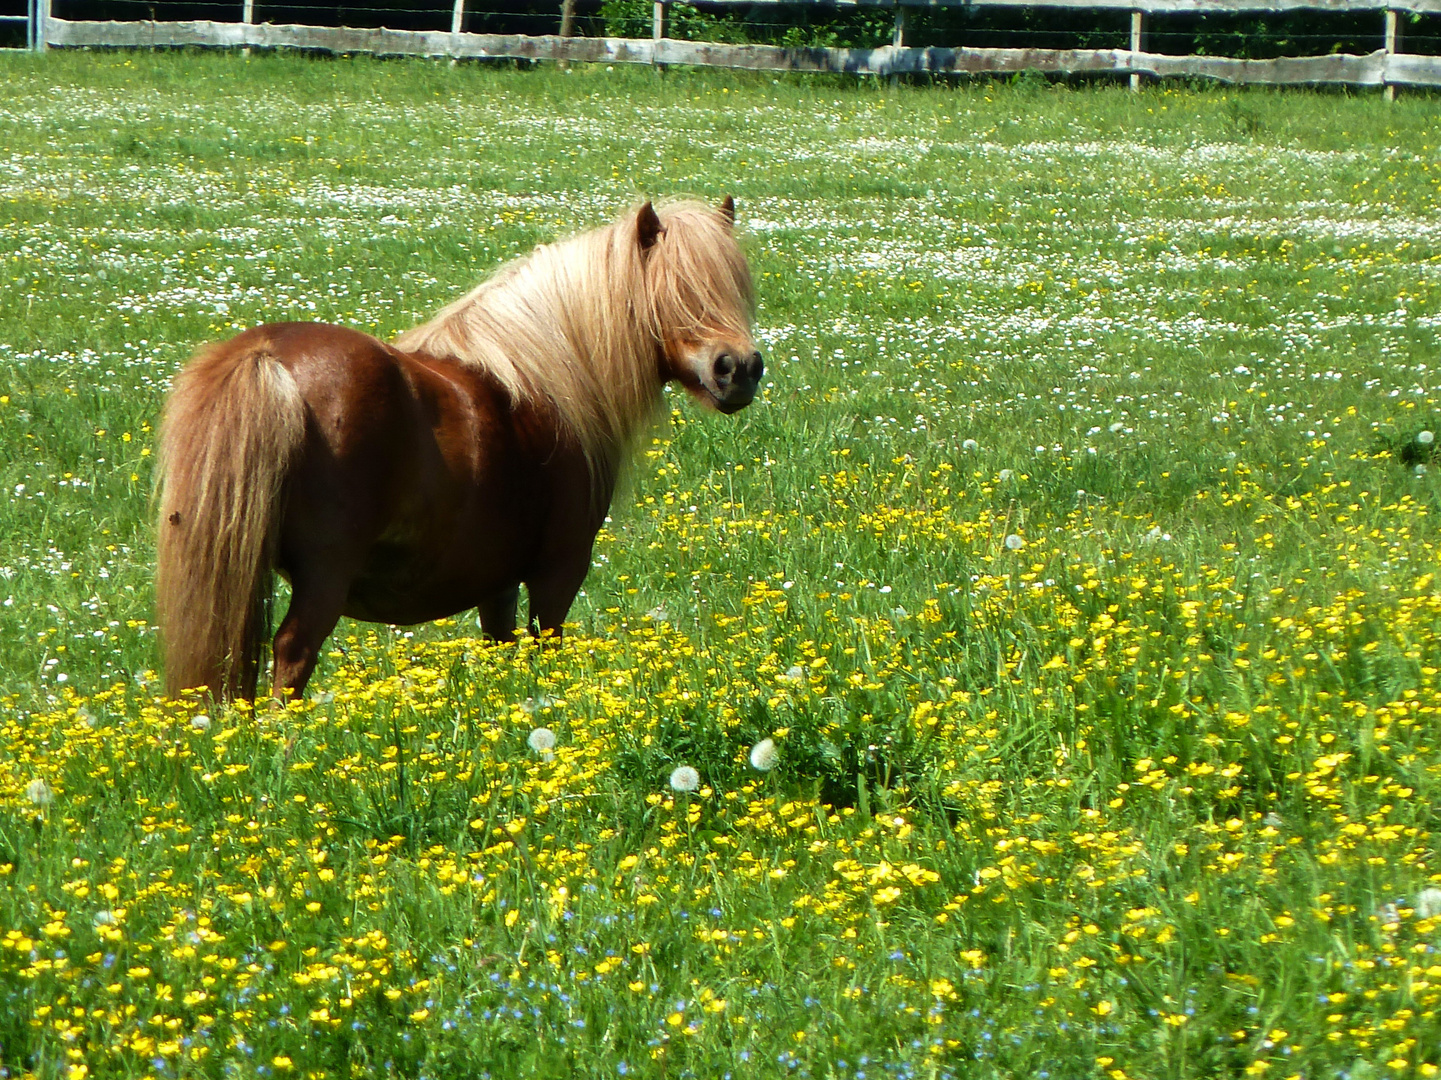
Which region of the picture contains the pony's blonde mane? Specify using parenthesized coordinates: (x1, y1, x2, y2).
(394, 199, 754, 475)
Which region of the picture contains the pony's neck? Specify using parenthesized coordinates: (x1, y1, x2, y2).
(394, 222, 662, 470)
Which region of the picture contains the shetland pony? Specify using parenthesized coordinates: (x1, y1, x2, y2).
(155, 198, 761, 700)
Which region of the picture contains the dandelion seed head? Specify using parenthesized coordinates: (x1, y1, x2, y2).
(528, 727, 556, 753)
(1416, 888, 1441, 920)
(961, 438, 978, 451)
(26, 778, 52, 806)
(669, 766, 700, 793)
(190, 714, 211, 731)
(1004, 534, 1025, 551)
(750, 738, 778, 772)
(1418, 430, 1434, 446)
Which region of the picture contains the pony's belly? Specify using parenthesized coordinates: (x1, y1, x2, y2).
(342, 580, 486, 626)
(342, 544, 512, 626)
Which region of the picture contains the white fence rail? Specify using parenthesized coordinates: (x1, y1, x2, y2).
(19, 0, 1441, 88)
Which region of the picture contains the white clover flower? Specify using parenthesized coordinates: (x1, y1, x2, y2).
(26, 778, 52, 806)
(1418, 430, 1434, 446)
(1415, 888, 1441, 920)
(527, 727, 556, 754)
(669, 766, 701, 793)
(961, 438, 978, 451)
(1004, 534, 1025, 551)
(1109, 421, 1125, 433)
(190, 714, 211, 732)
(749, 737, 778, 772)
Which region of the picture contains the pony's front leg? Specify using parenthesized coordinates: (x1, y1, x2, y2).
(525, 556, 591, 642)
(476, 586, 520, 643)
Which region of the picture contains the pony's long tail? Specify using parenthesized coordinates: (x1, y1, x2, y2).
(155, 339, 306, 700)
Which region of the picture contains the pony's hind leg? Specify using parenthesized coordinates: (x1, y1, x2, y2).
(271, 570, 352, 697)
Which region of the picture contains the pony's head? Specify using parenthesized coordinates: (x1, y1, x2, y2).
(638, 197, 763, 415)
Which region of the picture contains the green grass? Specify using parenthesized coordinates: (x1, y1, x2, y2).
(2, 49, 1441, 1080)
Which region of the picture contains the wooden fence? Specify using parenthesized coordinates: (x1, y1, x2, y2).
(19, 0, 1441, 88)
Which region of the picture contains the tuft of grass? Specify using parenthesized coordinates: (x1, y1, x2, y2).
(1, 49, 1440, 1080)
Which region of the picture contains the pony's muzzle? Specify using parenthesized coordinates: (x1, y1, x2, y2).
(710, 349, 764, 413)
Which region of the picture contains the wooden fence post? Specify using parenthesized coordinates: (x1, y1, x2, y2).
(653, 0, 666, 69)
(451, 0, 465, 34)
(889, 0, 908, 85)
(31, 0, 49, 50)
(558, 0, 574, 38)
(1130, 9, 1143, 91)
(1384, 7, 1398, 101)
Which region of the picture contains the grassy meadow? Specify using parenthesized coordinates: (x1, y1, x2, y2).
(2, 49, 1441, 1079)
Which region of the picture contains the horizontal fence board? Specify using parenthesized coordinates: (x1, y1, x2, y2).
(47, 20, 661, 60)
(1389, 52, 1441, 84)
(44, 18, 1441, 86)
(733, 0, 1441, 12)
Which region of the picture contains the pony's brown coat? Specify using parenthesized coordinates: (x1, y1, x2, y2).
(155, 199, 761, 700)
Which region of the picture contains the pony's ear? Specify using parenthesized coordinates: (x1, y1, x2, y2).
(719, 195, 736, 226)
(636, 202, 664, 252)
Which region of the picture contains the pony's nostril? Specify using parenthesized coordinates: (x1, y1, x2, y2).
(751, 351, 764, 379)
(714, 354, 735, 380)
